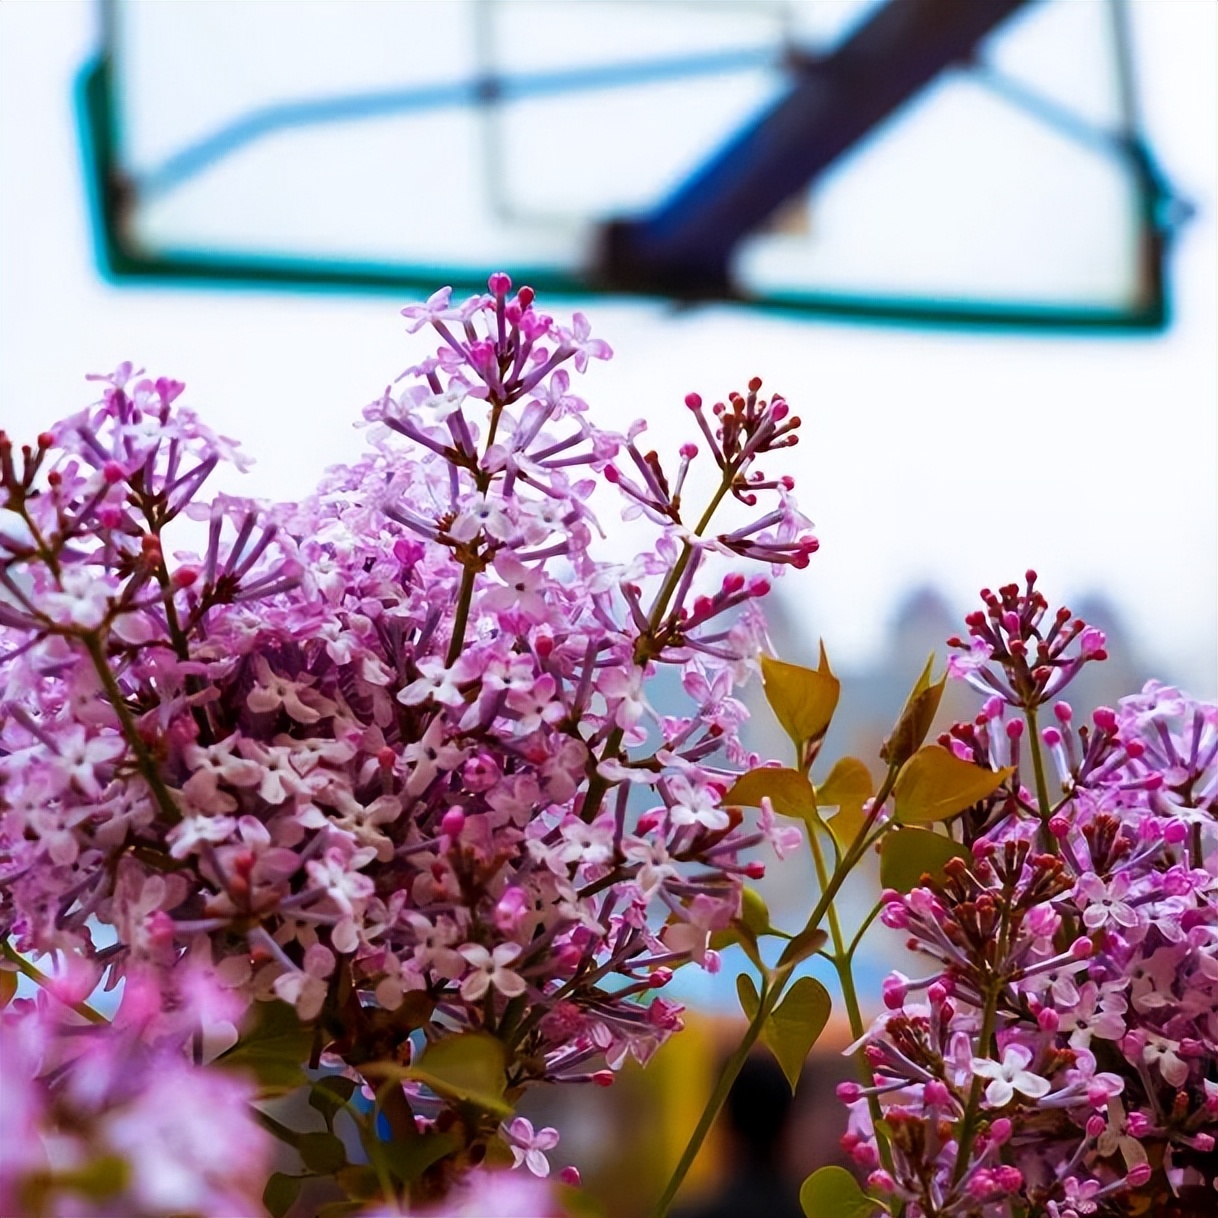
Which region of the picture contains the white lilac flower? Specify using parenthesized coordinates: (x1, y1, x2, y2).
(971, 1044, 1051, 1108)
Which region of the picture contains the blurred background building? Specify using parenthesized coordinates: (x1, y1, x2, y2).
(1, 2, 1213, 1214)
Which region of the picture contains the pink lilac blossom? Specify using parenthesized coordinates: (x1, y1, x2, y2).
(0, 277, 814, 1207)
(847, 575, 1218, 1217)
(0, 973, 271, 1217)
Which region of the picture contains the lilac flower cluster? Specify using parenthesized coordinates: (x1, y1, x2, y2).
(0, 966, 271, 1217)
(843, 576, 1218, 1217)
(0, 276, 815, 1209)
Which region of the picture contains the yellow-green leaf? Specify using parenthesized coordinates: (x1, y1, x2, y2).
(763, 976, 832, 1093)
(216, 999, 312, 1097)
(777, 925, 828, 970)
(879, 827, 971, 892)
(800, 1165, 878, 1218)
(817, 757, 874, 848)
(263, 1171, 303, 1218)
(881, 654, 946, 769)
(725, 767, 816, 819)
(309, 1075, 358, 1127)
(894, 746, 1013, 824)
(736, 972, 761, 1021)
(404, 1032, 510, 1116)
(334, 1166, 381, 1202)
(380, 1131, 462, 1187)
(57, 1154, 130, 1202)
(739, 887, 773, 938)
(761, 648, 840, 750)
(298, 1131, 348, 1175)
(712, 923, 766, 971)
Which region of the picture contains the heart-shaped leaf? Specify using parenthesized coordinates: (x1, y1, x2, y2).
(298, 1131, 348, 1175)
(879, 827, 971, 892)
(894, 746, 1012, 824)
(818, 757, 874, 848)
(763, 976, 832, 1093)
(800, 1166, 878, 1218)
(262, 1172, 303, 1218)
(777, 925, 828, 970)
(216, 999, 312, 1097)
(761, 648, 840, 750)
(725, 767, 816, 819)
(403, 1032, 510, 1116)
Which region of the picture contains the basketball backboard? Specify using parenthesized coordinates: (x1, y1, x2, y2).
(78, 0, 1186, 327)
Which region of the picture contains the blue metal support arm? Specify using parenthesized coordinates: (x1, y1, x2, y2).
(598, 0, 1034, 295)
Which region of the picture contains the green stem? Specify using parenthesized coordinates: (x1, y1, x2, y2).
(846, 899, 884, 960)
(252, 1107, 303, 1149)
(833, 952, 894, 1177)
(1, 940, 108, 1025)
(656, 762, 901, 1215)
(1023, 705, 1058, 854)
(583, 465, 740, 824)
(950, 983, 1000, 1188)
(808, 825, 895, 1177)
(83, 632, 181, 825)
(652, 981, 774, 1218)
(445, 560, 479, 667)
(638, 475, 733, 663)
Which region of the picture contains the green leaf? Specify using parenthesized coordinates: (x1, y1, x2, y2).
(777, 925, 828, 970)
(761, 648, 840, 751)
(402, 1032, 510, 1116)
(334, 1166, 381, 1202)
(0, 967, 17, 1008)
(894, 746, 1013, 824)
(59, 1154, 129, 1201)
(216, 999, 312, 1096)
(317, 1202, 364, 1218)
(739, 887, 773, 938)
(380, 1131, 462, 1187)
(736, 972, 761, 1021)
(309, 1075, 358, 1127)
(763, 976, 832, 1093)
(800, 1166, 878, 1218)
(880, 654, 946, 769)
(818, 757, 874, 849)
(725, 767, 817, 819)
(298, 1131, 347, 1176)
(710, 923, 766, 970)
(879, 827, 971, 892)
(262, 1172, 303, 1218)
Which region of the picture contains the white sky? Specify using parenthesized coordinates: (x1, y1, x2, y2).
(1, 0, 1214, 693)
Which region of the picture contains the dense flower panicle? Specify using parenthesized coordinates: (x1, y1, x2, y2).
(945, 571, 1108, 709)
(0, 277, 815, 1208)
(851, 579, 1218, 1218)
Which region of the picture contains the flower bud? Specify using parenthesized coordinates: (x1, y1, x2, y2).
(924, 1080, 950, 1107)
(867, 1171, 895, 1194)
(1125, 1163, 1152, 1188)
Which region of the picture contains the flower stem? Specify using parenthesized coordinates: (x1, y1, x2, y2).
(1024, 706, 1058, 855)
(1, 939, 108, 1025)
(652, 984, 772, 1218)
(83, 632, 181, 825)
(951, 981, 999, 1188)
(809, 821, 894, 1177)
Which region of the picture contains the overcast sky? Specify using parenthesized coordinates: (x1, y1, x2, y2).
(1, 0, 1214, 694)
